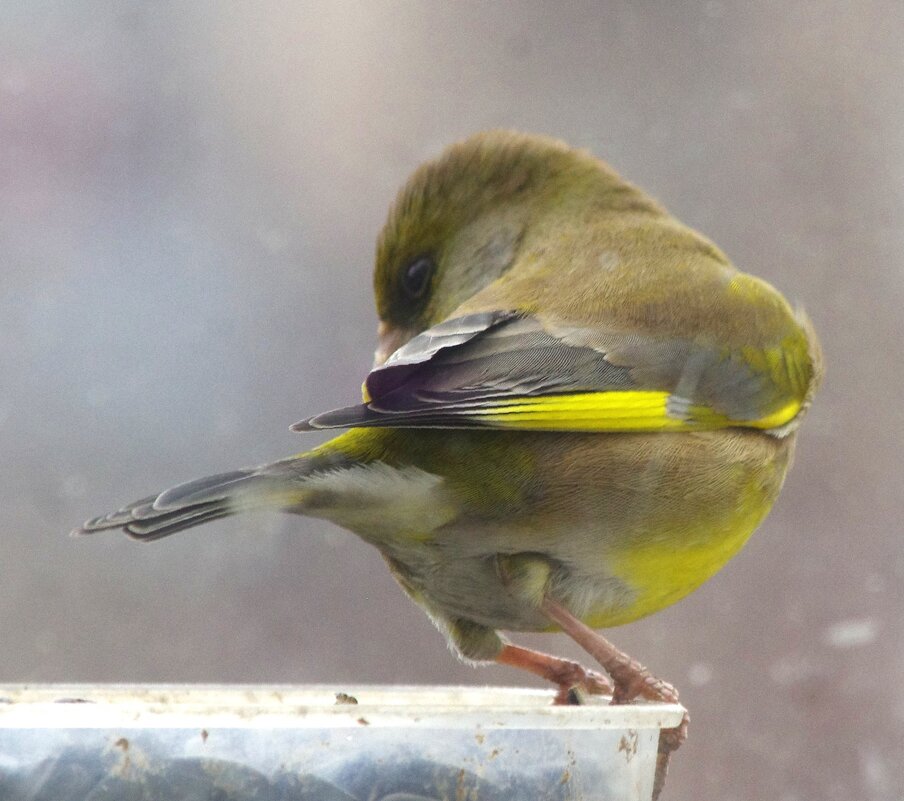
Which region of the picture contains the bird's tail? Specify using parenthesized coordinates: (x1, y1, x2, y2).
(71, 453, 328, 542)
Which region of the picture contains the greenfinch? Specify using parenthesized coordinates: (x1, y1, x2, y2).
(75, 130, 821, 724)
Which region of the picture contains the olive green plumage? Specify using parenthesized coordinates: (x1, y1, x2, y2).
(75, 130, 822, 667)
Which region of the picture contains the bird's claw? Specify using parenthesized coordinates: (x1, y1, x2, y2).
(552, 666, 614, 705)
(610, 670, 679, 705)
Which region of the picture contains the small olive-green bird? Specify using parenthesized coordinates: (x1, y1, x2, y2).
(75, 130, 821, 715)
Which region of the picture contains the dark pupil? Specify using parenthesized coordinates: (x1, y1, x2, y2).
(403, 257, 433, 299)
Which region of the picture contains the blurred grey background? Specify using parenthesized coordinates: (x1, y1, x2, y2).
(2, 2, 902, 799)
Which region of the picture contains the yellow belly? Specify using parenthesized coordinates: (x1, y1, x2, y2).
(585, 451, 785, 628)
(588, 514, 765, 627)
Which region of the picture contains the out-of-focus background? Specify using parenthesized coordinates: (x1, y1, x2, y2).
(2, 2, 902, 799)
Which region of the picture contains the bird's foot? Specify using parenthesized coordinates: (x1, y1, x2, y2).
(551, 664, 613, 706)
(495, 643, 613, 704)
(609, 659, 679, 705)
(607, 658, 689, 799)
(538, 596, 689, 801)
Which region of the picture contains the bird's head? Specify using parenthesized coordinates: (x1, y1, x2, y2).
(370, 130, 657, 366)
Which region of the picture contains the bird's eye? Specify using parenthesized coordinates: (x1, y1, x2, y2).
(401, 256, 434, 300)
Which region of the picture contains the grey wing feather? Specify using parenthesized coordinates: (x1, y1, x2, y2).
(295, 313, 637, 431)
(547, 321, 779, 422)
(366, 310, 518, 398)
(293, 311, 788, 432)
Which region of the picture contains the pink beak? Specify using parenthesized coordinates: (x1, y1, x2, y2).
(373, 321, 414, 368)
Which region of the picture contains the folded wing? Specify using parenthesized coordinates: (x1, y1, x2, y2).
(293, 310, 816, 435)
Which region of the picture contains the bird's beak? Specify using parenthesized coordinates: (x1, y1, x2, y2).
(373, 321, 415, 368)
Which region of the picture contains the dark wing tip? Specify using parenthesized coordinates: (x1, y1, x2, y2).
(291, 404, 375, 432)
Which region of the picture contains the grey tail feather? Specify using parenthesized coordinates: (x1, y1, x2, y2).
(71, 468, 273, 542)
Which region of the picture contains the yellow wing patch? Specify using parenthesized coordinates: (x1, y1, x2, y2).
(469, 390, 802, 433)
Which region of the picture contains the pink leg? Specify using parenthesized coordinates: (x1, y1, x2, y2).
(495, 643, 613, 704)
(540, 597, 689, 801)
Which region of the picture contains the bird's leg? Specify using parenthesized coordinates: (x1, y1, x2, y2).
(540, 596, 689, 801)
(494, 554, 686, 798)
(440, 615, 609, 704)
(540, 596, 679, 705)
(492, 553, 612, 703)
(495, 643, 613, 704)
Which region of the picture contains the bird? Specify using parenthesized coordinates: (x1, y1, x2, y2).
(74, 131, 821, 766)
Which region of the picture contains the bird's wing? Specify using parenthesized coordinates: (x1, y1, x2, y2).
(293, 310, 815, 434)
